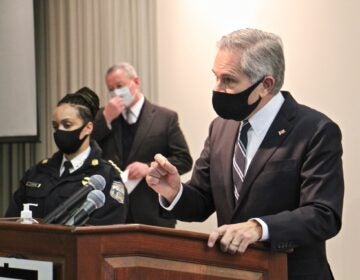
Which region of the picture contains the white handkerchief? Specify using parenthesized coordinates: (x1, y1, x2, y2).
(121, 169, 142, 194)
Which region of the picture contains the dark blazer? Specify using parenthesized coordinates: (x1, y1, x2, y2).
(93, 99, 192, 227)
(167, 92, 344, 280)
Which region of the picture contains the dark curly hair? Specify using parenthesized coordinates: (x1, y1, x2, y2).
(57, 87, 100, 123)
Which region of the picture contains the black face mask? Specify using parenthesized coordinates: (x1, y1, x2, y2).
(53, 124, 88, 154)
(212, 78, 264, 121)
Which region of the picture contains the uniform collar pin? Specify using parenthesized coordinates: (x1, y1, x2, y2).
(91, 159, 99, 166)
(278, 129, 286, 136)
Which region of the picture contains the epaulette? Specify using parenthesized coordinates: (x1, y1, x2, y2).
(107, 160, 123, 177)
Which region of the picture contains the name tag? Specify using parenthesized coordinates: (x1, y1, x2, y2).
(25, 181, 41, 188)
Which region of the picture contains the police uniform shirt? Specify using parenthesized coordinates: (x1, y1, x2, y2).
(59, 146, 91, 176)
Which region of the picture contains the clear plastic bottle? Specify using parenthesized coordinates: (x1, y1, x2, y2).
(16, 203, 39, 224)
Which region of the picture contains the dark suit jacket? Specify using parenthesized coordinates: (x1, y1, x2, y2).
(93, 99, 192, 227)
(167, 92, 344, 280)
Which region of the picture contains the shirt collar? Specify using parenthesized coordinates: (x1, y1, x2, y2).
(248, 92, 285, 137)
(61, 146, 91, 172)
(122, 94, 145, 122)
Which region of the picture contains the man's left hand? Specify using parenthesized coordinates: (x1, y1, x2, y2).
(127, 162, 149, 180)
(208, 220, 262, 254)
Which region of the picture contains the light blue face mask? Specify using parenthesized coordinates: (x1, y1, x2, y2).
(112, 86, 134, 107)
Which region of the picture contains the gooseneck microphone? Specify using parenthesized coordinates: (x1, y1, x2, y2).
(64, 189, 106, 226)
(42, 174, 106, 224)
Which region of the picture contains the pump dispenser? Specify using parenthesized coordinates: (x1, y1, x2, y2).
(16, 203, 39, 224)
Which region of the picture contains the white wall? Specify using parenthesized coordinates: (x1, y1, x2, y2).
(156, 0, 360, 278)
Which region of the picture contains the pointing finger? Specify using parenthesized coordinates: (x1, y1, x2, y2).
(154, 154, 177, 174)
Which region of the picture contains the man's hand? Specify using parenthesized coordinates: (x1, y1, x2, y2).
(146, 154, 181, 204)
(208, 220, 262, 255)
(126, 162, 149, 180)
(103, 96, 125, 125)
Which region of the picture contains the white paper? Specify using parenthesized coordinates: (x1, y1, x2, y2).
(121, 169, 142, 194)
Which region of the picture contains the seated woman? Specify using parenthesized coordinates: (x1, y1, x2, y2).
(6, 87, 128, 225)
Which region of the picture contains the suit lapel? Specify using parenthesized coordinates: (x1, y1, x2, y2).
(221, 121, 241, 210)
(127, 100, 155, 161)
(233, 92, 298, 212)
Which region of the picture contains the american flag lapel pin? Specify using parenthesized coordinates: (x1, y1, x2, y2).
(278, 129, 286, 136)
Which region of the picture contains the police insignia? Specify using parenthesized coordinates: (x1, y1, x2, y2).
(25, 181, 41, 188)
(91, 159, 99, 166)
(110, 180, 125, 204)
(82, 176, 90, 186)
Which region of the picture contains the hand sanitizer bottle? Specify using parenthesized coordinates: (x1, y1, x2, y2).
(16, 203, 39, 224)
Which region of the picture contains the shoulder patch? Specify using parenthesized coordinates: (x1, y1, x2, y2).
(110, 180, 126, 204)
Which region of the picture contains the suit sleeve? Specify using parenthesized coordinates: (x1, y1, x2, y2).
(166, 112, 193, 175)
(92, 108, 112, 142)
(164, 120, 216, 222)
(261, 120, 344, 250)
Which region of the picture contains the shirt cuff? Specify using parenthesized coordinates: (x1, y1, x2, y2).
(251, 218, 269, 241)
(159, 184, 183, 210)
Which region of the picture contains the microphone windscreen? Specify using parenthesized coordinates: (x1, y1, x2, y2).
(64, 190, 106, 226)
(87, 189, 106, 209)
(88, 174, 106, 191)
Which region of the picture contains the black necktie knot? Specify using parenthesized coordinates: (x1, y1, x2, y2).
(62, 160, 72, 177)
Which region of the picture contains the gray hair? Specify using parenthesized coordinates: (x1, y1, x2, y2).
(217, 28, 285, 94)
(106, 62, 138, 79)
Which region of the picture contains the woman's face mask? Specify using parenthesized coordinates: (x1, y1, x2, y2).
(212, 78, 263, 121)
(53, 124, 88, 154)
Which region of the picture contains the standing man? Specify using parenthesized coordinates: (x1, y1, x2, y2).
(147, 29, 344, 279)
(93, 62, 192, 228)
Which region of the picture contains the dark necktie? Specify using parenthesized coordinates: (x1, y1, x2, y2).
(62, 160, 72, 177)
(233, 120, 251, 202)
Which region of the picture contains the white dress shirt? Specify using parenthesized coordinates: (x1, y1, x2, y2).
(245, 92, 285, 172)
(122, 95, 145, 124)
(60, 146, 91, 176)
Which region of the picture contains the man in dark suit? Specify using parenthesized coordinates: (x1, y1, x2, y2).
(93, 62, 193, 227)
(146, 28, 344, 279)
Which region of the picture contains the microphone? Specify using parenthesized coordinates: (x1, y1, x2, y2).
(64, 189, 105, 226)
(42, 174, 106, 224)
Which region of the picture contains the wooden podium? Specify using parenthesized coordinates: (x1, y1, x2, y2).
(0, 220, 287, 279)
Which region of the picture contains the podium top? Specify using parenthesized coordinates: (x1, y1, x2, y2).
(0, 219, 270, 251)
